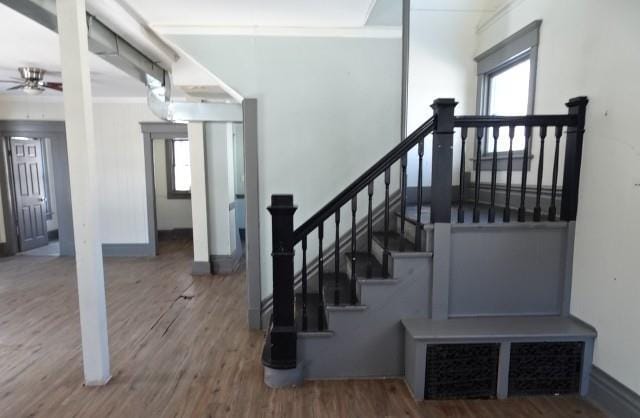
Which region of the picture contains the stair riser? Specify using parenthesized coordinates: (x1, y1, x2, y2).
(394, 214, 433, 252)
(299, 255, 432, 379)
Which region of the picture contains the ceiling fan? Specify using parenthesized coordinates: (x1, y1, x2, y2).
(0, 67, 63, 95)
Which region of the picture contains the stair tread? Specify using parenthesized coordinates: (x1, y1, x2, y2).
(345, 252, 385, 279)
(402, 316, 597, 341)
(373, 231, 415, 252)
(322, 272, 359, 306)
(295, 292, 325, 332)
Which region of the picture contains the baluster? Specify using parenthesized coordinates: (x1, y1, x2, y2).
(317, 223, 325, 330)
(473, 128, 483, 223)
(518, 126, 532, 222)
(503, 126, 515, 222)
(334, 210, 340, 305)
(488, 126, 499, 223)
(457, 127, 467, 223)
(415, 139, 424, 250)
(367, 181, 374, 278)
(383, 168, 391, 277)
(400, 155, 408, 238)
(350, 196, 357, 305)
(301, 236, 308, 331)
(548, 126, 562, 221)
(533, 126, 547, 221)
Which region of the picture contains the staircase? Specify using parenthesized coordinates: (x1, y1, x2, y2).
(262, 96, 596, 400)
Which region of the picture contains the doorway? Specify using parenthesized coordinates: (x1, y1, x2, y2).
(9, 137, 49, 251)
(153, 137, 193, 243)
(0, 121, 73, 258)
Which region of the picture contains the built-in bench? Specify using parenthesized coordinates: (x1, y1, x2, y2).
(403, 316, 596, 400)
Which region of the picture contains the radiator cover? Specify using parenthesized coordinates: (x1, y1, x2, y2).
(425, 343, 500, 399)
(508, 341, 583, 396)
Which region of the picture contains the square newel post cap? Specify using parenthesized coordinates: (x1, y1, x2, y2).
(431, 98, 458, 132)
(268, 194, 297, 214)
(430, 98, 458, 110)
(566, 96, 589, 108)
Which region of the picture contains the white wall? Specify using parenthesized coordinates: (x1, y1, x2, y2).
(477, 0, 640, 394)
(152, 140, 193, 230)
(407, 7, 491, 187)
(204, 122, 236, 256)
(171, 34, 402, 297)
(0, 98, 161, 245)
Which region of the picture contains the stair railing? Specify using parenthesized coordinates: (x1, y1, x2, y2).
(263, 96, 588, 371)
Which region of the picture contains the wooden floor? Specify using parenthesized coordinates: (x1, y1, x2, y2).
(0, 240, 606, 417)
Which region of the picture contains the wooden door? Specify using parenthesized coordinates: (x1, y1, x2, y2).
(10, 138, 49, 251)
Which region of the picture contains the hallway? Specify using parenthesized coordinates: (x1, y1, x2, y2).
(0, 240, 604, 417)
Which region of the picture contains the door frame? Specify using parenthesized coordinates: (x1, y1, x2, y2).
(9, 137, 49, 251)
(139, 122, 189, 256)
(0, 120, 74, 257)
(140, 99, 262, 329)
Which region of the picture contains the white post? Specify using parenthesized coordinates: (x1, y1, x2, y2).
(56, 0, 111, 385)
(188, 122, 211, 274)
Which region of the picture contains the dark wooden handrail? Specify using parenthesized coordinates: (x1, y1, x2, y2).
(293, 116, 436, 243)
(455, 114, 577, 128)
(264, 96, 588, 372)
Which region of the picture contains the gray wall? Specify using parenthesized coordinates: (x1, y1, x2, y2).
(449, 223, 568, 317)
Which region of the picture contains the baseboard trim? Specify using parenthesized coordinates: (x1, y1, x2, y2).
(210, 251, 242, 274)
(101, 243, 155, 257)
(47, 229, 59, 240)
(588, 366, 640, 418)
(192, 261, 212, 275)
(157, 228, 193, 240)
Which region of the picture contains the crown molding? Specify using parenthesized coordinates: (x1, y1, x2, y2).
(152, 24, 401, 39)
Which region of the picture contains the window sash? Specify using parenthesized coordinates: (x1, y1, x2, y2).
(166, 138, 191, 199)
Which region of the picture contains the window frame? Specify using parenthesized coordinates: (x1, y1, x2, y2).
(474, 20, 541, 170)
(165, 138, 191, 199)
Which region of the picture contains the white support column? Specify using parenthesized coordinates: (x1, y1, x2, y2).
(56, 0, 110, 385)
(188, 122, 211, 274)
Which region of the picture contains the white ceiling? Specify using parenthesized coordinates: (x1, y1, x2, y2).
(0, 3, 147, 98)
(120, 0, 378, 28)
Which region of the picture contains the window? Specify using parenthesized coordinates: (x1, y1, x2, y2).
(486, 58, 531, 153)
(475, 20, 541, 168)
(166, 138, 191, 199)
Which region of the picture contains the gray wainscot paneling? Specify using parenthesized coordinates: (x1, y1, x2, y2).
(449, 222, 568, 317)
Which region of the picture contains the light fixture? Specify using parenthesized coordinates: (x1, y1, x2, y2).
(23, 85, 44, 95)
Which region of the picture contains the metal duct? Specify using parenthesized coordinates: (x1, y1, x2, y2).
(0, 0, 167, 86)
(1, 0, 243, 122)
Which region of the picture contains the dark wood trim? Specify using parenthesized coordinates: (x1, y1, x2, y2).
(464, 181, 562, 216)
(293, 117, 436, 242)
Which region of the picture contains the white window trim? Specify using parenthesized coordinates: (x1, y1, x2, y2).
(474, 20, 541, 170)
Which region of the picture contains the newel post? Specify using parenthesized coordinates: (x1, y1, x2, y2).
(266, 194, 297, 370)
(560, 97, 588, 221)
(430, 98, 458, 223)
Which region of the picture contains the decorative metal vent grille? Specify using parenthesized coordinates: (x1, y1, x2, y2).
(425, 343, 499, 400)
(508, 342, 583, 396)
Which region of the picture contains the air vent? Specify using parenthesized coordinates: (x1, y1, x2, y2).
(425, 343, 499, 399)
(508, 342, 583, 396)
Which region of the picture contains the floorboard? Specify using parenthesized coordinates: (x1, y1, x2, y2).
(0, 239, 606, 417)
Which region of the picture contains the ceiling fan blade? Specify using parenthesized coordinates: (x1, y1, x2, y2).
(0, 80, 20, 83)
(43, 82, 63, 92)
(6, 85, 25, 91)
